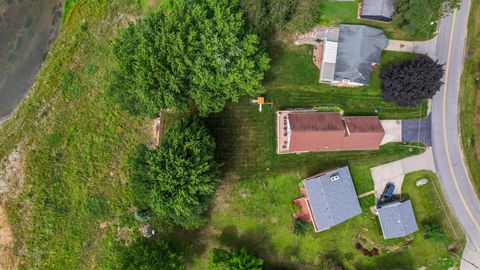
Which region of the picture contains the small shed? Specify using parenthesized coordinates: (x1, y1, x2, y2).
(377, 200, 419, 239)
(360, 0, 395, 22)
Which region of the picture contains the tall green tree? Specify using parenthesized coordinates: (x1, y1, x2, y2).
(393, 0, 461, 36)
(119, 237, 184, 270)
(112, 0, 269, 115)
(239, 0, 320, 38)
(132, 116, 220, 229)
(208, 248, 263, 270)
(380, 55, 444, 106)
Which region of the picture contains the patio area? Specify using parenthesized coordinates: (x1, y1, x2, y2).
(293, 187, 312, 222)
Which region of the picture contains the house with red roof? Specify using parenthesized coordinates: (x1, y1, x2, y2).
(277, 110, 385, 154)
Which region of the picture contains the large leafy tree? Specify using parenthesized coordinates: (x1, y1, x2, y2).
(393, 0, 460, 36)
(380, 55, 444, 106)
(208, 248, 263, 270)
(133, 116, 220, 229)
(119, 237, 184, 270)
(112, 0, 269, 115)
(112, 11, 190, 114)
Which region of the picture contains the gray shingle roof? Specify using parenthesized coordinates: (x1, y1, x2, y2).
(334, 24, 388, 85)
(378, 200, 419, 239)
(304, 166, 362, 232)
(361, 0, 395, 21)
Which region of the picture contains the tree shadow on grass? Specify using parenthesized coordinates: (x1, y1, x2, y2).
(355, 250, 416, 270)
(165, 227, 210, 266)
(219, 226, 298, 270)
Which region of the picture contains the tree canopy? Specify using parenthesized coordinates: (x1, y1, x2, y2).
(119, 237, 184, 270)
(112, 0, 270, 115)
(132, 116, 220, 229)
(380, 55, 444, 106)
(393, 0, 460, 36)
(239, 0, 320, 37)
(208, 248, 263, 270)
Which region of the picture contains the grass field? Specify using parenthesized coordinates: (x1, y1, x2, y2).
(460, 0, 480, 196)
(0, 1, 150, 269)
(0, 0, 463, 269)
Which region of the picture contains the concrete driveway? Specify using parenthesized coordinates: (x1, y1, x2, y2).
(385, 37, 437, 58)
(380, 120, 402, 145)
(380, 116, 432, 146)
(370, 147, 436, 198)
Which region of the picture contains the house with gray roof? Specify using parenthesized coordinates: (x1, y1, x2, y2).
(318, 24, 388, 86)
(302, 166, 362, 232)
(360, 0, 395, 22)
(377, 200, 419, 239)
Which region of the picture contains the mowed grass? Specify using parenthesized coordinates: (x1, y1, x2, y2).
(402, 171, 465, 248)
(196, 34, 456, 268)
(317, 0, 434, 40)
(193, 169, 463, 268)
(264, 36, 425, 119)
(0, 1, 151, 269)
(460, 0, 480, 196)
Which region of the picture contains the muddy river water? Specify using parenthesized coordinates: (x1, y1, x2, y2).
(0, 0, 62, 121)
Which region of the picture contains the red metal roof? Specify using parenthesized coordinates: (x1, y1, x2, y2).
(286, 112, 384, 152)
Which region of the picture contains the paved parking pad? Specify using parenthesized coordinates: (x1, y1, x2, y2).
(402, 114, 432, 146)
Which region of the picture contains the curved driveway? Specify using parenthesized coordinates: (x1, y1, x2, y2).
(431, 0, 480, 262)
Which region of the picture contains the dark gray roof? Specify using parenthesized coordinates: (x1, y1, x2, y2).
(361, 0, 395, 20)
(378, 200, 419, 239)
(304, 166, 361, 232)
(334, 24, 388, 85)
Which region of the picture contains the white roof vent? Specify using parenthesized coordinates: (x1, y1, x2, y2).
(330, 175, 340, 181)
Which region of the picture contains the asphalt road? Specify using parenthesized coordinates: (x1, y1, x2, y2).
(431, 0, 480, 256)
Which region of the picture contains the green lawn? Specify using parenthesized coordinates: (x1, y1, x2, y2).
(192, 169, 463, 269)
(402, 171, 465, 249)
(0, 0, 463, 269)
(264, 37, 425, 119)
(317, 0, 434, 40)
(460, 0, 480, 196)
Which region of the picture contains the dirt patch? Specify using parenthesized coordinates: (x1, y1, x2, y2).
(354, 230, 382, 257)
(0, 146, 25, 270)
(116, 227, 132, 246)
(147, 117, 161, 148)
(0, 205, 17, 270)
(211, 174, 239, 213)
(355, 242, 380, 257)
(117, 13, 144, 28)
(0, 146, 24, 200)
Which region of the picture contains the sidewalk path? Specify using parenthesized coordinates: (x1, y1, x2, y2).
(461, 240, 480, 270)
